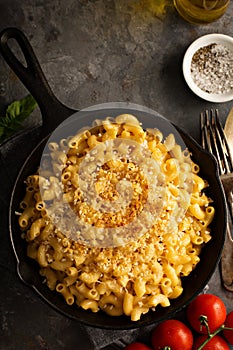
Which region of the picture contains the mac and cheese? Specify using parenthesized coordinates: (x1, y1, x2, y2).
(17, 114, 214, 321)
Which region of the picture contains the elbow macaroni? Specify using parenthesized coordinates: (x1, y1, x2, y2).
(17, 114, 214, 321)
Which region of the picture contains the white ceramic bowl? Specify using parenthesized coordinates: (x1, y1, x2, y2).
(183, 33, 233, 103)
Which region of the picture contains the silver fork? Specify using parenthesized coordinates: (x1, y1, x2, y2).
(200, 109, 233, 291)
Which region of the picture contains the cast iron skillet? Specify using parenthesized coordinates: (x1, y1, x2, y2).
(0, 27, 227, 329)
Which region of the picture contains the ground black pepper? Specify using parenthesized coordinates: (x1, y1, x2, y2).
(191, 43, 233, 94)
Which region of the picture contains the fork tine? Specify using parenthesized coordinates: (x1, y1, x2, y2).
(201, 109, 233, 175)
(213, 109, 233, 173)
(209, 109, 225, 175)
(200, 110, 223, 173)
(200, 110, 213, 154)
(212, 111, 226, 172)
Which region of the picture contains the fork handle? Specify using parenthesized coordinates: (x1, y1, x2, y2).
(221, 222, 233, 291)
(221, 173, 233, 226)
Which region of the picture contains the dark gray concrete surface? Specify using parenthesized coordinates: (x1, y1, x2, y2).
(0, 1, 233, 349)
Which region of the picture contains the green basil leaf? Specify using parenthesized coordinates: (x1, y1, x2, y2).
(6, 94, 37, 122)
(0, 95, 37, 143)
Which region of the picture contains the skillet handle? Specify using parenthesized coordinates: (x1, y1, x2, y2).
(0, 27, 76, 136)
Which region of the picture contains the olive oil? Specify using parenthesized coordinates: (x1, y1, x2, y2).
(173, 0, 230, 24)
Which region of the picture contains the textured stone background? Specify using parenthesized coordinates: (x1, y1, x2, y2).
(0, 1, 233, 139)
(0, 1, 233, 349)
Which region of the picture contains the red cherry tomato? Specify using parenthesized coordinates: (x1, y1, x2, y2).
(223, 310, 233, 345)
(151, 319, 193, 350)
(186, 294, 226, 334)
(124, 342, 152, 350)
(193, 335, 230, 350)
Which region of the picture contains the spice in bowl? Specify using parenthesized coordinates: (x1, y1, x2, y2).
(191, 43, 233, 95)
(183, 34, 233, 102)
